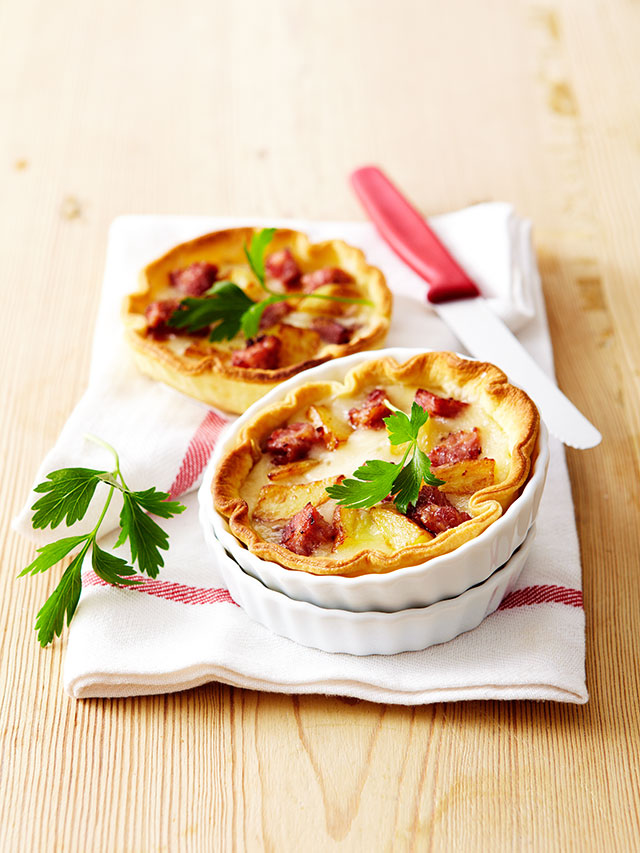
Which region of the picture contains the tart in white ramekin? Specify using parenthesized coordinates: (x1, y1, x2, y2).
(204, 348, 548, 611)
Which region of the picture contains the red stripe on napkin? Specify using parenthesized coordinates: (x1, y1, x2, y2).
(83, 570, 582, 614)
(168, 410, 228, 499)
(498, 584, 583, 610)
(83, 570, 238, 606)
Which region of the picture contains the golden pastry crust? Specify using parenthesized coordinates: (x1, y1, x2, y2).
(122, 227, 392, 413)
(213, 352, 540, 576)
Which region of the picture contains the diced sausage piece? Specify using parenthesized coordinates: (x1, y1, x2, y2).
(428, 428, 482, 466)
(145, 298, 180, 329)
(311, 317, 351, 344)
(414, 388, 469, 419)
(146, 298, 211, 339)
(407, 486, 471, 535)
(259, 300, 293, 330)
(231, 335, 281, 370)
(144, 298, 181, 338)
(412, 484, 450, 508)
(169, 262, 218, 296)
(348, 388, 392, 429)
(265, 248, 301, 289)
(301, 267, 354, 293)
(265, 422, 323, 465)
(280, 502, 336, 555)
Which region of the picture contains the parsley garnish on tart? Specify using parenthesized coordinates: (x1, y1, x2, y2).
(167, 228, 373, 342)
(326, 403, 445, 515)
(19, 435, 185, 646)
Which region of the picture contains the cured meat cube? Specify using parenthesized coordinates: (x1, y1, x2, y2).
(231, 335, 281, 370)
(169, 262, 218, 296)
(265, 421, 323, 465)
(144, 298, 181, 338)
(301, 267, 354, 293)
(407, 486, 471, 535)
(280, 502, 336, 555)
(414, 388, 468, 419)
(428, 428, 481, 466)
(145, 299, 180, 329)
(259, 301, 293, 329)
(348, 388, 392, 430)
(265, 248, 301, 289)
(310, 317, 351, 344)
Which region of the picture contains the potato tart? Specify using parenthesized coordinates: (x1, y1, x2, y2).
(122, 227, 392, 413)
(213, 352, 540, 576)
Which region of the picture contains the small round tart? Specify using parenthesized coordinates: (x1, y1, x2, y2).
(213, 352, 540, 576)
(122, 227, 392, 413)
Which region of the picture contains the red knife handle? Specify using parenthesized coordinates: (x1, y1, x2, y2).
(350, 166, 480, 303)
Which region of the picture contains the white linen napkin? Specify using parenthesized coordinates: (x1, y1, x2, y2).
(13, 211, 587, 703)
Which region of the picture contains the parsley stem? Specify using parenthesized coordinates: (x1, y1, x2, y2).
(84, 433, 130, 490)
(382, 398, 402, 414)
(291, 292, 374, 308)
(84, 433, 119, 468)
(398, 443, 413, 469)
(90, 484, 115, 540)
(252, 279, 372, 307)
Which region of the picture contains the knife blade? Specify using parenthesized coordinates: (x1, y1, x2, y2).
(350, 165, 601, 449)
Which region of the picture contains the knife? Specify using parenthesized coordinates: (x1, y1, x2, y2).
(350, 165, 601, 449)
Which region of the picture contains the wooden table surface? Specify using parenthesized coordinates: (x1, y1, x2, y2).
(2, 0, 639, 849)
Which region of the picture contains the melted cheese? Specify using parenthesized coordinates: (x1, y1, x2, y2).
(153, 271, 371, 362)
(239, 385, 512, 557)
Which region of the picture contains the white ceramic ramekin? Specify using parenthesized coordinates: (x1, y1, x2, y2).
(203, 348, 549, 612)
(199, 492, 536, 655)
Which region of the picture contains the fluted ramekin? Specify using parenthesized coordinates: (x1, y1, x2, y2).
(199, 491, 536, 655)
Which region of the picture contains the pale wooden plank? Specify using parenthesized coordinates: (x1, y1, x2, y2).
(0, 0, 639, 850)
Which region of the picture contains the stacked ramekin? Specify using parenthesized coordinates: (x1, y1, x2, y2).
(198, 349, 549, 655)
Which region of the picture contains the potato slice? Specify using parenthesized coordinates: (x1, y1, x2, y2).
(275, 323, 323, 366)
(267, 459, 320, 481)
(332, 505, 431, 553)
(241, 278, 268, 303)
(332, 506, 386, 553)
(370, 506, 433, 549)
(306, 404, 352, 450)
(183, 341, 222, 359)
(254, 477, 338, 523)
(434, 458, 495, 495)
(416, 417, 438, 455)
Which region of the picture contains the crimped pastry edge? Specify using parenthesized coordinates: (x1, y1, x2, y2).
(122, 227, 392, 413)
(213, 351, 540, 576)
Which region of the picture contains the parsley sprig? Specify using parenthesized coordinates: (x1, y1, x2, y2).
(326, 403, 445, 515)
(168, 228, 373, 341)
(19, 435, 185, 646)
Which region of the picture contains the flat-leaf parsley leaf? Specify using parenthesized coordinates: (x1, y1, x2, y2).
(326, 402, 445, 514)
(326, 459, 401, 510)
(243, 227, 277, 288)
(168, 281, 254, 342)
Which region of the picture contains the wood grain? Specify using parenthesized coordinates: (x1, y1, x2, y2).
(1, 0, 639, 849)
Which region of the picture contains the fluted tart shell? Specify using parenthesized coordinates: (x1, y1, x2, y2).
(213, 352, 540, 576)
(122, 227, 392, 414)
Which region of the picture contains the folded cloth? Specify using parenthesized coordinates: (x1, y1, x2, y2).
(13, 210, 587, 703)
